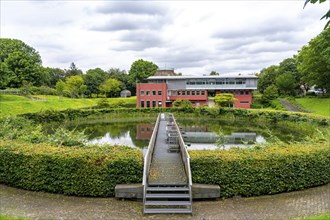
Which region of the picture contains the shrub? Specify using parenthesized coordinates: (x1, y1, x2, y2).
(190, 142, 330, 198)
(0, 140, 143, 197)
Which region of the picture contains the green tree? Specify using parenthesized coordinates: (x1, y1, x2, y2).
(0, 39, 43, 88)
(100, 78, 121, 98)
(275, 72, 297, 96)
(65, 62, 83, 78)
(296, 27, 330, 94)
(261, 85, 279, 104)
(214, 93, 237, 107)
(173, 99, 193, 108)
(65, 75, 86, 98)
(210, 71, 219, 76)
(83, 68, 106, 97)
(257, 65, 279, 93)
(128, 59, 158, 87)
(42, 67, 66, 87)
(304, 0, 330, 29)
(108, 68, 130, 91)
(55, 79, 66, 98)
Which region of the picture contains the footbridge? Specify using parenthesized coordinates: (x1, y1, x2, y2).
(143, 113, 192, 214)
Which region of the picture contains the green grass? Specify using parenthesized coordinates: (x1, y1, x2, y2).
(296, 98, 330, 117)
(295, 213, 330, 220)
(0, 95, 136, 117)
(0, 214, 26, 220)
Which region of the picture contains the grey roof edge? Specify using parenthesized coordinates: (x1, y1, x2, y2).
(148, 74, 258, 80)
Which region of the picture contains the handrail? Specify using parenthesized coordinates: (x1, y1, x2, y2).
(172, 115, 193, 187)
(143, 113, 161, 208)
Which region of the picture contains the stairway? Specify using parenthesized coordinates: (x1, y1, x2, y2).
(144, 185, 192, 214)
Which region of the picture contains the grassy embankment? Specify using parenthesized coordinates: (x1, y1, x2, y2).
(0, 95, 136, 117)
(295, 98, 330, 117)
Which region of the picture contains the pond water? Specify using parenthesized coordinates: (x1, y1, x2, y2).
(64, 117, 311, 150)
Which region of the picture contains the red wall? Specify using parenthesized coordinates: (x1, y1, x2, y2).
(136, 83, 167, 108)
(216, 90, 252, 108)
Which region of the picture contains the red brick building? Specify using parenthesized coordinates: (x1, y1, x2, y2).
(136, 73, 258, 108)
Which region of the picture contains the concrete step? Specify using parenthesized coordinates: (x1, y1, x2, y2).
(147, 187, 189, 192)
(144, 208, 192, 214)
(145, 193, 190, 199)
(145, 201, 192, 206)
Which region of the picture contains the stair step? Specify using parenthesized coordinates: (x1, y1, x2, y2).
(144, 208, 192, 214)
(147, 187, 189, 192)
(145, 201, 192, 206)
(146, 193, 190, 199)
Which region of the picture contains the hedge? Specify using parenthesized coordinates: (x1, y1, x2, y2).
(0, 140, 143, 197)
(20, 107, 328, 125)
(189, 142, 330, 198)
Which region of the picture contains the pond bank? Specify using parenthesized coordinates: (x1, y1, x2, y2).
(1, 184, 329, 220)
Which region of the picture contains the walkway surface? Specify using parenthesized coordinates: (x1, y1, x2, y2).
(148, 118, 187, 185)
(1, 184, 329, 220)
(280, 99, 301, 112)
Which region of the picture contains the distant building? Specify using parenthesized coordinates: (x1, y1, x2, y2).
(136, 73, 258, 108)
(120, 90, 131, 98)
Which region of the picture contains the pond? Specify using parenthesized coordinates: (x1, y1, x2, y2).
(63, 116, 313, 150)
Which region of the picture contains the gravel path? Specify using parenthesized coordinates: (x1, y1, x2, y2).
(280, 99, 301, 112)
(1, 184, 329, 220)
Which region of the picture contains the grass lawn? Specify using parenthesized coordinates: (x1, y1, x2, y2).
(295, 213, 330, 220)
(0, 95, 136, 117)
(296, 97, 330, 117)
(0, 214, 26, 220)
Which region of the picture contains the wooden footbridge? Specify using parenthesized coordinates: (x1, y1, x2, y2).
(143, 113, 193, 214)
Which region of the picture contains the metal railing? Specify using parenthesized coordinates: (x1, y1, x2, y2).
(143, 113, 161, 203)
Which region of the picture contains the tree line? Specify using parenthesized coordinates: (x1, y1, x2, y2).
(257, 27, 329, 104)
(0, 38, 158, 98)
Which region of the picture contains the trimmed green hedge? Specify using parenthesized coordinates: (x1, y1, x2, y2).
(20, 107, 328, 125)
(189, 142, 330, 198)
(0, 140, 143, 197)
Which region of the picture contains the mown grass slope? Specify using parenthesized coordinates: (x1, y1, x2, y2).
(296, 98, 330, 117)
(0, 95, 136, 117)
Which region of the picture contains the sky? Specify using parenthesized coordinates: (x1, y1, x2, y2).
(0, 0, 328, 76)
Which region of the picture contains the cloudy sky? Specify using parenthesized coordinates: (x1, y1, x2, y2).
(1, 0, 328, 75)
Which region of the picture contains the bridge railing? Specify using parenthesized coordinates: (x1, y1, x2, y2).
(172, 115, 193, 187)
(143, 113, 161, 197)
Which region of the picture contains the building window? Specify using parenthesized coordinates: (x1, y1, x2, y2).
(146, 90, 150, 96)
(140, 90, 144, 96)
(141, 127, 144, 132)
(197, 91, 200, 95)
(178, 91, 181, 95)
(158, 90, 162, 95)
(140, 101, 144, 108)
(240, 101, 249, 104)
(152, 100, 156, 107)
(158, 101, 162, 107)
(245, 91, 249, 95)
(187, 91, 191, 95)
(152, 90, 156, 96)
(228, 103, 234, 108)
(235, 90, 239, 95)
(182, 91, 186, 95)
(201, 91, 205, 95)
(173, 90, 177, 96)
(240, 91, 244, 95)
(192, 91, 195, 95)
(146, 101, 150, 108)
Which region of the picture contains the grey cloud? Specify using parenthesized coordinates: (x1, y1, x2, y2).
(95, 2, 167, 16)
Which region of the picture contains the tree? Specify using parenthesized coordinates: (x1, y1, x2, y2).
(65, 75, 86, 98)
(214, 93, 237, 107)
(304, 0, 330, 29)
(275, 72, 297, 96)
(108, 68, 130, 91)
(261, 85, 279, 104)
(0, 38, 43, 88)
(173, 99, 193, 108)
(296, 27, 330, 94)
(210, 71, 219, 76)
(100, 78, 121, 98)
(257, 65, 279, 93)
(83, 68, 107, 97)
(42, 67, 66, 87)
(128, 59, 158, 83)
(65, 62, 83, 78)
(55, 79, 66, 98)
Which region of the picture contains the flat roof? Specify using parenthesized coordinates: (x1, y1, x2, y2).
(148, 73, 257, 80)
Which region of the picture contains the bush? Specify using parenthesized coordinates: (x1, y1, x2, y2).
(0, 140, 143, 197)
(190, 142, 330, 198)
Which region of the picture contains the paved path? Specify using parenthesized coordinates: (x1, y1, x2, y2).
(1, 184, 329, 220)
(148, 118, 187, 185)
(280, 99, 301, 112)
